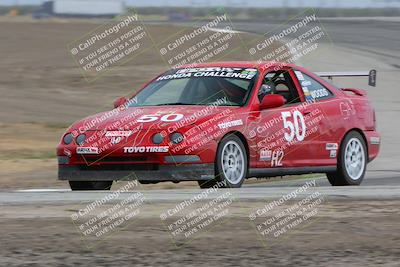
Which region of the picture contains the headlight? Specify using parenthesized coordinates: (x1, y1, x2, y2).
(76, 134, 86, 145)
(63, 133, 73, 145)
(170, 132, 184, 144)
(152, 133, 164, 144)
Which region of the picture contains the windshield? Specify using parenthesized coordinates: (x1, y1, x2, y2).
(129, 67, 258, 107)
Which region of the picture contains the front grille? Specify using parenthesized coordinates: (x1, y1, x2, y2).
(76, 163, 159, 171)
(78, 156, 148, 164)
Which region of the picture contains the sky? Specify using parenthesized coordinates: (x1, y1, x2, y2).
(1, 0, 400, 8)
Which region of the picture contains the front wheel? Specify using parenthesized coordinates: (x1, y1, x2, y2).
(69, 181, 113, 191)
(327, 131, 367, 186)
(199, 135, 248, 189)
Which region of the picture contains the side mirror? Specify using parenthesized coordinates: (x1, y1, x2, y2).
(113, 97, 128, 108)
(260, 94, 286, 110)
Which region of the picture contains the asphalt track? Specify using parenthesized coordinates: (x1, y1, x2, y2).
(3, 18, 400, 201)
(217, 18, 400, 67)
(0, 170, 398, 204)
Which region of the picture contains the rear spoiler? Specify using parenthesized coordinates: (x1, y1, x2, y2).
(315, 70, 377, 87)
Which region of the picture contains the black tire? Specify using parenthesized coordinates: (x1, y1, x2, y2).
(69, 181, 113, 191)
(327, 131, 367, 186)
(197, 179, 218, 189)
(198, 135, 248, 189)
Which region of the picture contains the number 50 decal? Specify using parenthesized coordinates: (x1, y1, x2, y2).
(137, 113, 184, 123)
(281, 110, 306, 142)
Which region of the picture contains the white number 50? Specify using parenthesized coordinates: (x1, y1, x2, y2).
(281, 110, 306, 142)
(137, 113, 184, 123)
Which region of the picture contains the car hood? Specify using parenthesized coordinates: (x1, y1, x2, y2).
(70, 105, 238, 133)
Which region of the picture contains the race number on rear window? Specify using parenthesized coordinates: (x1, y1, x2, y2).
(295, 71, 333, 101)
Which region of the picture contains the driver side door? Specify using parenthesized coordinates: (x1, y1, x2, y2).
(255, 67, 314, 168)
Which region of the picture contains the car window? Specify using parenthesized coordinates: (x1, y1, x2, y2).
(142, 79, 189, 105)
(130, 67, 258, 107)
(260, 70, 300, 104)
(294, 71, 333, 101)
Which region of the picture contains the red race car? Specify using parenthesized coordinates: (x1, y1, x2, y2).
(57, 61, 380, 190)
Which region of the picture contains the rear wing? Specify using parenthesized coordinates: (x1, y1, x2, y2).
(315, 70, 377, 87)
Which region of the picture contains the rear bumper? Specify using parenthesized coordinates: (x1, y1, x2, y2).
(58, 163, 214, 181)
(364, 130, 380, 162)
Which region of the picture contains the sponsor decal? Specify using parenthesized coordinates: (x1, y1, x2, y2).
(260, 148, 272, 161)
(301, 80, 312, 86)
(105, 131, 132, 137)
(241, 68, 258, 75)
(310, 88, 329, 99)
(370, 137, 380, 145)
(302, 86, 313, 102)
(260, 149, 284, 167)
(271, 150, 284, 167)
(110, 136, 122, 144)
(106, 131, 132, 144)
(218, 119, 243, 129)
(294, 70, 305, 81)
(330, 149, 337, 158)
(76, 147, 99, 154)
(157, 67, 257, 81)
(63, 148, 72, 157)
(326, 143, 338, 150)
(124, 146, 169, 153)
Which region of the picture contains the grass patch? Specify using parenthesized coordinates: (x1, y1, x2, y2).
(0, 150, 55, 160)
(23, 122, 71, 129)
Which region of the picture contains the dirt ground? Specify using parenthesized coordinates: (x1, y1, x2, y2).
(0, 200, 399, 266)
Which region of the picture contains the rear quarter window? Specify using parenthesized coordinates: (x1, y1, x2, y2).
(294, 71, 333, 101)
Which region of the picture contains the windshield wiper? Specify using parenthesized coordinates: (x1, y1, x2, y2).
(155, 102, 198, 106)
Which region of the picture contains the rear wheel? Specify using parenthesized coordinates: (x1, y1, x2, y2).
(198, 135, 247, 189)
(69, 181, 113, 191)
(327, 131, 367, 186)
(198, 179, 218, 189)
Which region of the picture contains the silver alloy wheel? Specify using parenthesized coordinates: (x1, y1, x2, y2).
(344, 137, 365, 180)
(221, 140, 245, 184)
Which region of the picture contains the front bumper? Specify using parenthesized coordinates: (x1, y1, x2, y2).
(58, 163, 214, 181)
